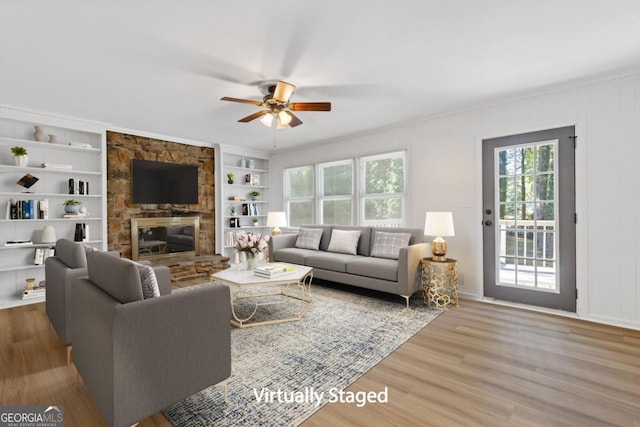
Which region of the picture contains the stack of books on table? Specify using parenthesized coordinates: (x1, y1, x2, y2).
(254, 263, 297, 279)
(22, 287, 46, 300)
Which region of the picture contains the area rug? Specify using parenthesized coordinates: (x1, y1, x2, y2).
(163, 283, 441, 426)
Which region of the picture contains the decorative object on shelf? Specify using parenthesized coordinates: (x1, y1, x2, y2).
(25, 277, 36, 291)
(239, 157, 247, 168)
(16, 173, 39, 189)
(74, 223, 86, 242)
(33, 126, 45, 142)
(234, 230, 270, 270)
(79, 206, 87, 215)
(63, 199, 82, 214)
(10, 146, 28, 167)
(227, 172, 235, 184)
(38, 199, 49, 219)
(267, 211, 287, 236)
(48, 134, 57, 144)
(244, 173, 252, 184)
(40, 225, 57, 243)
(424, 211, 455, 262)
(249, 190, 260, 201)
(247, 159, 255, 169)
(229, 206, 237, 216)
(229, 217, 240, 228)
(252, 218, 259, 226)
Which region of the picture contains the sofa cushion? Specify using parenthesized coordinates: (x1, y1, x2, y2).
(300, 225, 333, 251)
(306, 252, 361, 273)
(327, 229, 361, 255)
(295, 228, 323, 250)
(274, 247, 317, 265)
(87, 252, 144, 304)
(183, 226, 194, 236)
(370, 231, 411, 260)
(346, 257, 399, 282)
(55, 238, 90, 269)
(136, 263, 161, 299)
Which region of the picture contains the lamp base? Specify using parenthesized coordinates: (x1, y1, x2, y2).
(271, 227, 282, 236)
(431, 237, 448, 262)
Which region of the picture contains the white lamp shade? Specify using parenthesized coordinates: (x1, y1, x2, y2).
(266, 211, 288, 228)
(41, 225, 57, 243)
(424, 212, 455, 237)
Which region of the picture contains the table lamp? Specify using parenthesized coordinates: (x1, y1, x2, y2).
(267, 211, 287, 236)
(424, 212, 455, 261)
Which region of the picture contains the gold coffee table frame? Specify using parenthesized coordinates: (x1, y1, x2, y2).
(211, 264, 313, 328)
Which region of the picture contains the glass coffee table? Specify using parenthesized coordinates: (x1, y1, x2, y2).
(210, 264, 313, 328)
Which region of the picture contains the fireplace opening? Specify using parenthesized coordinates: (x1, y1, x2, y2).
(131, 216, 200, 261)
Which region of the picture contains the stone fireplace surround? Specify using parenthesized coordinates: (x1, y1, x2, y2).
(107, 131, 229, 280)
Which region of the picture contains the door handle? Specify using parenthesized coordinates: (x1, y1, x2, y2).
(484, 220, 493, 226)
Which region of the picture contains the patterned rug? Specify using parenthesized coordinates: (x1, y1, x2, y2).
(163, 282, 441, 426)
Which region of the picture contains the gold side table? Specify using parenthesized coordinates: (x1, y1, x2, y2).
(420, 257, 459, 309)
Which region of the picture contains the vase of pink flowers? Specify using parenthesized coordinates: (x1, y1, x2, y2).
(234, 231, 270, 270)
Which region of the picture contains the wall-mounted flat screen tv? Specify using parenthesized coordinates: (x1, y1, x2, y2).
(132, 159, 199, 204)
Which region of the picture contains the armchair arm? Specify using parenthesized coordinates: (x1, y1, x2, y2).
(110, 284, 231, 426)
(268, 234, 298, 261)
(397, 243, 430, 297)
(152, 265, 172, 296)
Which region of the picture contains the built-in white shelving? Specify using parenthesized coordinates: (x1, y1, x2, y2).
(0, 107, 107, 309)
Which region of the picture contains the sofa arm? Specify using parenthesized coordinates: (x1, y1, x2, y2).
(397, 243, 430, 297)
(268, 234, 298, 261)
(111, 284, 231, 426)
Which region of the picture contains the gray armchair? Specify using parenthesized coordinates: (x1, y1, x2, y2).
(72, 251, 231, 427)
(45, 238, 171, 364)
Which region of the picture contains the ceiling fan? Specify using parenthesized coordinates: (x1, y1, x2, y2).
(221, 81, 331, 129)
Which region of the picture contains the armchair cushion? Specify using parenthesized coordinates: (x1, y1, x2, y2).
(55, 238, 92, 268)
(87, 252, 143, 303)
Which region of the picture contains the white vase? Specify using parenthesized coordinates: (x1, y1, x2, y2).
(33, 126, 45, 142)
(14, 155, 28, 167)
(41, 226, 57, 244)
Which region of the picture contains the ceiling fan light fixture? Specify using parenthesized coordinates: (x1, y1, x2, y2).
(278, 110, 292, 126)
(260, 113, 274, 127)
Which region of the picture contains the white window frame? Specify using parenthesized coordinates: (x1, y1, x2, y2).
(359, 150, 407, 227)
(318, 159, 355, 225)
(284, 165, 315, 227)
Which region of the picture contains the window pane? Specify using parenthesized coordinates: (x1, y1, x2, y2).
(499, 177, 515, 202)
(535, 144, 555, 173)
(535, 174, 554, 201)
(323, 164, 352, 196)
(498, 257, 516, 285)
(323, 200, 352, 225)
(498, 149, 515, 176)
(289, 201, 313, 227)
(364, 198, 402, 221)
(516, 175, 534, 202)
(515, 146, 534, 174)
(288, 167, 314, 197)
(365, 157, 404, 194)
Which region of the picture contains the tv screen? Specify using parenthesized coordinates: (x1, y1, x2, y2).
(132, 159, 199, 204)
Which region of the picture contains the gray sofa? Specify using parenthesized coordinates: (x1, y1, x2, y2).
(72, 251, 231, 427)
(269, 225, 429, 306)
(45, 238, 171, 364)
(163, 225, 195, 252)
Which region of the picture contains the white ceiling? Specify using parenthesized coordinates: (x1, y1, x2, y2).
(2, 1, 640, 151)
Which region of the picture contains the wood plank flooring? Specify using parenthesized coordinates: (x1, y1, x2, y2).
(1, 295, 639, 426)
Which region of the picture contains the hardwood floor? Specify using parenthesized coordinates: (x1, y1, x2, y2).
(2, 296, 639, 426)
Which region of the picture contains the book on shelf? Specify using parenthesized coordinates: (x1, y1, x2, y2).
(5, 240, 33, 247)
(7, 199, 49, 220)
(34, 247, 55, 265)
(254, 263, 297, 278)
(22, 287, 46, 300)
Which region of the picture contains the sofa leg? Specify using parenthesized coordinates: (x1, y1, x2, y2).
(66, 346, 72, 365)
(401, 295, 410, 308)
(222, 380, 228, 405)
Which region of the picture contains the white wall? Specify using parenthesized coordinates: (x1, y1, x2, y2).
(270, 70, 640, 330)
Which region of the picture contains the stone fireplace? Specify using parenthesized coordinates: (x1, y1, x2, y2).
(131, 216, 200, 261)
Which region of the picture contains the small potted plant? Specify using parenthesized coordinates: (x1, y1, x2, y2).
(63, 199, 82, 214)
(249, 190, 260, 201)
(252, 218, 259, 226)
(229, 206, 237, 216)
(11, 146, 28, 167)
(227, 172, 235, 184)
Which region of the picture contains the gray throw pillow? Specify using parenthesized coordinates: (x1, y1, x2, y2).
(136, 264, 160, 299)
(370, 231, 411, 259)
(295, 228, 323, 250)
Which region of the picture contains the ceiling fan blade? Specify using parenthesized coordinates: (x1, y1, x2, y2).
(238, 110, 270, 123)
(287, 112, 303, 128)
(221, 97, 263, 106)
(288, 102, 332, 112)
(273, 81, 296, 103)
